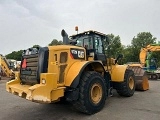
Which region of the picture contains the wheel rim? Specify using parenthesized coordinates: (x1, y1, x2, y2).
(152, 74, 157, 80)
(129, 77, 134, 90)
(90, 83, 102, 104)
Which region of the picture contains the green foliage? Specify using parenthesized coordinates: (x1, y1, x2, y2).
(123, 32, 157, 63)
(32, 45, 41, 48)
(48, 39, 63, 46)
(5, 45, 40, 61)
(122, 45, 134, 63)
(132, 32, 156, 48)
(105, 34, 123, 58)
(5, 50, 23, 61)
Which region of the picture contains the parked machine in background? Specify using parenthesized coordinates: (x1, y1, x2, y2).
(0, 55, 15, 79)
(7, 59, 21, 71)
(6, 28, 149, 114)
(139, 44, 160, 80)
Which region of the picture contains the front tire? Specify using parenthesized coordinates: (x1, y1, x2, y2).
(114, 69, 135, 97)
(73, 71, 107, 114)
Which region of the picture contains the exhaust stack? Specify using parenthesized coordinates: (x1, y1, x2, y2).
(61, 29, 69, 45)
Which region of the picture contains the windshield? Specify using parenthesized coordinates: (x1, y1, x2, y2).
(75, 36, 93, 49)
(72, 34, 106, 54)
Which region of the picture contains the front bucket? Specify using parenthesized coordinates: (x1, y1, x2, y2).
(128, 64, 149, 91)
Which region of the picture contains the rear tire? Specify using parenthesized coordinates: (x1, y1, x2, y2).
(73, 71, 107, 114)
(114, 70, 135, 97)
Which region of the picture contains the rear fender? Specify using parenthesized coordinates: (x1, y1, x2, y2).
(65, 61, 105, 88)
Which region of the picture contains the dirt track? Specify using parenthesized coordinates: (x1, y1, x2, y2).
(0, 79, 160, 120)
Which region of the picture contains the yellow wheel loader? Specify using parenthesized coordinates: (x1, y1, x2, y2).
(6, 29, 149, 114)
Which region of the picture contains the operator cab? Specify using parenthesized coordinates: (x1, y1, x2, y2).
(149, 58, 158, 70)
(70, 31, 109, 65)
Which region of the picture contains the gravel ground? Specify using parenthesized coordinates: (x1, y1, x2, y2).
(0, 78, 160, 120)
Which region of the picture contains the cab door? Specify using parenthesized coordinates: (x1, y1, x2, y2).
(94, 36, 107, 65)
(49, 50, 68, 84)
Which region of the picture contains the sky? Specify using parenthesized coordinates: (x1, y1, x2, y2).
(0, 0, 160, 55)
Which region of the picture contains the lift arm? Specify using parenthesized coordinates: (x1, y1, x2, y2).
(139, 44, 160, 67)
(0, 55, 14, 77)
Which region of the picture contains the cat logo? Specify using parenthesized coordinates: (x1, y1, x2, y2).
(70, 48, 85, 60)
(78, 51, 84, 58)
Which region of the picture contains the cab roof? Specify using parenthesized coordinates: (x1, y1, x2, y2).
(70, 30, 108, 39)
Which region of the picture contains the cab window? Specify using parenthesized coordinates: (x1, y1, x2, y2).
(94, 37, 103, 53)
(76, 37, 93, 49)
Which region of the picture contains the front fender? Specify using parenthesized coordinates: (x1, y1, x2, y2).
(110, 65, 128, 82)
(65, 61, 105, 88)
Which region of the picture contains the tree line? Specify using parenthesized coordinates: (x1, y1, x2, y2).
(5, 32, 159, 65)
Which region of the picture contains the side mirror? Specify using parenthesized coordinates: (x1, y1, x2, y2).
(115, 54, 123, 64)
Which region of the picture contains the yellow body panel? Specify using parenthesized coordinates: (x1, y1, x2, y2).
(47, 46, 86, 86)
(109, 65, 128, 82)
(48, 45, 85, 51)
(6, 72, 65, 103)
